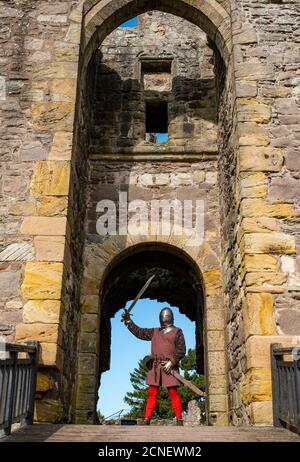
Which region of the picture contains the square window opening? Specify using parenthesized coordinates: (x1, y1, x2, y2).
(145, 101, 168, 137)
(141, 59, 172, 91)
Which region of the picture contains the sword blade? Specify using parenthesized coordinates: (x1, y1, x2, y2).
(125, 274, 156, 316)
(171, 370, 206, 397)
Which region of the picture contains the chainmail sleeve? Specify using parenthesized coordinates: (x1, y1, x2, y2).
(171, 329, 186, 365)
(126, 320, 154, 341)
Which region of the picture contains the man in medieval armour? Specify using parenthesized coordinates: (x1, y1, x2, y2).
(122, 307, 186, 426)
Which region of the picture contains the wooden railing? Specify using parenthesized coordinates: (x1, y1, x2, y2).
(271, 343, 300, 435)
(0, 342, 39, 436)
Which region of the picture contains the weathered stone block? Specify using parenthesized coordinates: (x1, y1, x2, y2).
(21, 217, 67, 236)
(208, 375, 227, 394)
(238, 123, 269, 147)
(243, 254, 279, 273)
(37, 197, 68, 217)
(49, 132, 73, 160)
(53, 41, 79, 61)
(276, 301, 300, 336)
(241, 368, 272, 405)
(287, 273, 300, 291)
(235, 81, 257, 98)
(23, 300, 61, 324)
(74, 410, 94, 425)
(0, 242, 35, 261)
(80, 314, 98, 333)
(39, 342, 64, 369)
(209, 394, 228, 413)
(207, 330, 225, 351)
(244, 293, 276, 337)
(248, 401, 273, 425)
(245, 335, 300, 369)
(20, 140, 47, 161)
(269, 175, 300, 202)
(241, 233, 296, 255)
(208, 351, 226, 375)
(237, 98, 272, 123)
(9, 200, 37, 216)
(32, 62, 78, 80)
(36, 371, 55, 392)
(245, 272, 287, 293)
(206, 309, 224, 331)
(0, 270, 21, 298)
(235, 63, 275, 81)
(32, 102, 74, 131)
(239, 147, 283, 172)
(50, 79, 76, 102)
(285, 148, 300, 172)
(239, 172, 268, 199)
(205, 295, 224, 312)
(21, 262, 63, 300)
(76, 392, 96, 410)
(6, 300, 23, 310)
(34, 236, 65, 261)
(34, 399, 62, 423)
(30, 161, 70, 196)
(81, 295, 99, 314)
(233, 28, 257, 45)
(77, 354, 97, 375)
(203, 269, 223, 296)
(240, 218, 278, 237)
(241, 199, 295, 219)
(15, 323, 61, 343)
(76, 374, 96, 395)
(79, 332, 97, 353)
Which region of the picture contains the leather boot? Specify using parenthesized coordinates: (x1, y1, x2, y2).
(176, 418, 184, 426)
(141, 418, 151, 425)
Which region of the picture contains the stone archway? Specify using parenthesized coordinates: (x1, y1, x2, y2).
(75, 238, 227, 425)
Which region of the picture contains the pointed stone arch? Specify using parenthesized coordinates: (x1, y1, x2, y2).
(81, 0, 232, 67)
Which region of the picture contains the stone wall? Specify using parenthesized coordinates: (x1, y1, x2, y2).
(0, 0, 299, 427)
(223, 0, 300, 425)
(91, 12, 217, 153)
(0, 0, 83, 422)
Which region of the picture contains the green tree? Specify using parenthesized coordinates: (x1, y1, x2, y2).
(97, 410, 105, 423)
(124, 348, 205, 419)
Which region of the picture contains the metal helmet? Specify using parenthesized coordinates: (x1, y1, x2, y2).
(159, 307, 174, 328)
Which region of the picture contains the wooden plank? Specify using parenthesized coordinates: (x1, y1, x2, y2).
(3, 424, 299, 443)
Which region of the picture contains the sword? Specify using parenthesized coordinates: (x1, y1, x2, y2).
(171, 370, 207, 397)
(121, 274, 156, 322)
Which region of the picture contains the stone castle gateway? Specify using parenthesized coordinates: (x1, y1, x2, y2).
(0, 0, 300, 427)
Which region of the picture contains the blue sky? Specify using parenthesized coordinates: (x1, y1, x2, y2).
(119, 17, 139, 28)
(97, 298, 196, 418)
(156, 133, 168, 143)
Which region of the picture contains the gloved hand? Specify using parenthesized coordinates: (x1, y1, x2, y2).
(162, 360, 174, 375)
(121, 310, 131, 324)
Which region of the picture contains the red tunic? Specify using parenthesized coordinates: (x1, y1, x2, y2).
(146, 327, 182, 387)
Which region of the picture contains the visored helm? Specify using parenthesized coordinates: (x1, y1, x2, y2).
(159, 307, 174, 328)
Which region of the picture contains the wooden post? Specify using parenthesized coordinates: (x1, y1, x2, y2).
(293, 346, 300, 435)
(270, 343, 281, 428)
(26, 341, 39, 426)
(4, 350, 17, 436)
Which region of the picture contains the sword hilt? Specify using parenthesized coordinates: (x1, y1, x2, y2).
(121, 309, 132, 323)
